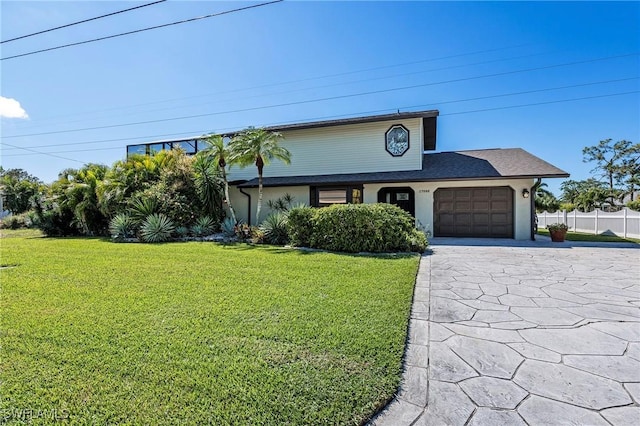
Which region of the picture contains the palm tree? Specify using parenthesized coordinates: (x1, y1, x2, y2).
(198, 134, 237, 224)
(229, 127, 290, 223)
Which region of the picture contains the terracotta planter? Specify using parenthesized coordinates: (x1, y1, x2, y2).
(549, 229, 567, 242)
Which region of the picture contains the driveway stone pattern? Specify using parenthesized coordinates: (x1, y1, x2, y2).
(370, 239, 640, 426)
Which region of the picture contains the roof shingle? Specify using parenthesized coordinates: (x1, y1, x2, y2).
(236, 148, 569, 188)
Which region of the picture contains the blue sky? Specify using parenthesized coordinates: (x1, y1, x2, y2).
(1, 1, 638, 196)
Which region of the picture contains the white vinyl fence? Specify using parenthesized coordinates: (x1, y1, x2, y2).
(537, 208, 640, 239)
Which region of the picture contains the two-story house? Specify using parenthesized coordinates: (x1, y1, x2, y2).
(127, 110, 569, 240)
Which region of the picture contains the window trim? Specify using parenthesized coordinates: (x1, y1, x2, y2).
(310, 185, 364, 207)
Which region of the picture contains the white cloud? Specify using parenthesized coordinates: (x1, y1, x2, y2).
(0, 96, 29, 119)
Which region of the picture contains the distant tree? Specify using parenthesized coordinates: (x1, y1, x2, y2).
(583, 139, 639, 204)
(229, 128, 290, 223)
(560, 178, 608, 212)
(0, 167, 45, 214)
(534, 183, 560, 212)
(198, 134, 237, 224)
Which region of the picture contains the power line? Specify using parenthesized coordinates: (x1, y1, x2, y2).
(4, 91, 638, 159)
(12, 49, 561, 131)
(0, 141, 85, 163)
(0, 0, 284, 61)
(2, 76, 635, 152)
(2, 52, 637, 139)
(9, 43, 537, 125)
(441, 90, 640, 116)
(3, 89, 638, 159)
(1, 1, 167, 44)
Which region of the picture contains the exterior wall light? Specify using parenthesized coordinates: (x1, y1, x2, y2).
(522, 189, 530, 198)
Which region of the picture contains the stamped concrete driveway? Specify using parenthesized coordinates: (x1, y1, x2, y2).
(371, 237, 640, 426)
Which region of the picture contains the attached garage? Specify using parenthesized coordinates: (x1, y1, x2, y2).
(434, 186, 514, 238)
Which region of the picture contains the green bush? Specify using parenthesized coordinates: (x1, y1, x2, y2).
(175, 226, 190, 238)
(33, 199, 81, 237)
(109, 213, 137, 240)
(626, 200, 640, 211)
(140, 213, 175, 243)
(193, 216, 216, 235)
(260, 212, 289, 245)
(0, 212, 33, 229)
(221, 217, 236, 237)
(287, 206, 314, 247)
(307, 203, 427, 253)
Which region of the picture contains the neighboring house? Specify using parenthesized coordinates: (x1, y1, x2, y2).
(127, 110, 569, 240)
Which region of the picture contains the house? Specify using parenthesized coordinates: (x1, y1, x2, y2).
(126, 110, 569, 240)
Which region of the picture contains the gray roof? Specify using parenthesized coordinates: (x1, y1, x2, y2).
(257, 110, 439, 133)
(236, 148, 569, 188)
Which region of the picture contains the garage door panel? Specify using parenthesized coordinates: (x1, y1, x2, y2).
(434, 186, 514, 238)
(473, 200, 490, 210)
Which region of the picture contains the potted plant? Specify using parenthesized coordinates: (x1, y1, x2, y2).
(547, 223, 569, 242)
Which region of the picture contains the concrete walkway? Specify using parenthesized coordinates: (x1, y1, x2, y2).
(370, 237, 640, 425)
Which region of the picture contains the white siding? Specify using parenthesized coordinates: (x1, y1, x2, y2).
(227, 118, 423, 181)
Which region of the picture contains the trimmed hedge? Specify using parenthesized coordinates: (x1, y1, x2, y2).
(289, 203, 427, 253)
(287, 206, 314, 247)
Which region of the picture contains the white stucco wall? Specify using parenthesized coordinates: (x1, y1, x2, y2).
(364, 179, 536, 240)
(227, 185, 310, 224)
(227, 118, 423, 182)
(228, 179, 535, 240)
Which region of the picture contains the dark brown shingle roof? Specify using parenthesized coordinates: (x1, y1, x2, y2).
(236, 148, 569, 188)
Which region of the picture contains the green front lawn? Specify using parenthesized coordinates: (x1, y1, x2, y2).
(537, 228, 640, 244)
(0, 230, 419, 424)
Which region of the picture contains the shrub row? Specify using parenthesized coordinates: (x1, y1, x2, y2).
(286, 203, 427, 253)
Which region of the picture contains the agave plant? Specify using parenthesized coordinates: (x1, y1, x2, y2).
(140, 213, 175, 243)
(260, 212, 289, 245)
(175, 225, 190, 238)
(129, 197, 158, 224)
(194, 216, 216, 235)
(221, 217, 236, 237)
(190, 224, 206, 237)
(109, 213, 137, 240)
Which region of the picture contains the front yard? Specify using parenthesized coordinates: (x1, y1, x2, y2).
(0, 230, 418, 424)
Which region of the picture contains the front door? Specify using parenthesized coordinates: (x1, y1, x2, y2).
(378, 187, 415, 217)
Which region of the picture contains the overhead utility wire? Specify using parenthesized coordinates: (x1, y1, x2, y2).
(441, 90, 640, 116)
(0, 140, 85, 163)
(2, 76, 635, 152)
(0, 0, 283, 61)
(18, 50, 561, 130)
(1, 0, 167, 44)
(2, 52, 637, 139)
(3, 91, 638, 160)
(14, 46, 551, 126)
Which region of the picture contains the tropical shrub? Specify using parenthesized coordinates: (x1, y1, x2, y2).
(129, 197, 159, 224)
(559, 203, 576, 212)
(140, 213, 175, 243)
(32, 197, 80, 237)
(626, 200, 640, 211)
(221, 217, 236, 237)
(0, 213, 31, 229)
(190, 224, 206, 237)
(260, 212, 289, 245)
(109, 213, 137, 241)
(287, 205, 314, 247)
(175, 226, 190, 238)
(194, 216, 216, 235)
(308, 203, 427, 253)
(266, 193, 296, 213)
